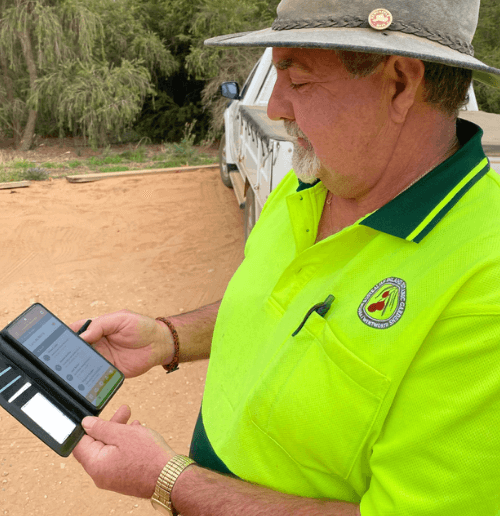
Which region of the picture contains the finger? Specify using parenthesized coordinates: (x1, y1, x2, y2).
(131, 420, 141, 426)
(110, 405, 132, 424)
(72, 434, 104, 464)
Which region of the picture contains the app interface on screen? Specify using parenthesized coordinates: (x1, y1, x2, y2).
(8, 307, 122, 407)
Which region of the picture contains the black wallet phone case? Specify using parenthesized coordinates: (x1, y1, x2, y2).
(0, 333, 109, 456)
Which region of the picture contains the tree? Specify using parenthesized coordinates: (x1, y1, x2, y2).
(473, 0, 500, 113)
(184, 0, 280, 136)
(131, 0, 211, 142)
(0, 0, 176, 149)
(129, 0, 279, 142)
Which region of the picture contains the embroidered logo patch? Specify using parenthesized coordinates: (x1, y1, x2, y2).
(358, 277, 406, 329)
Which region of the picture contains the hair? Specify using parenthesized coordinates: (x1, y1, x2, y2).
(336, 50, 473, 117)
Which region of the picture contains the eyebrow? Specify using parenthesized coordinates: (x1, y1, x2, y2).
(274, 58, 312, 73)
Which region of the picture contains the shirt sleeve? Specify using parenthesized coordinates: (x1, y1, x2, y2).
(360, 313, 500, 516)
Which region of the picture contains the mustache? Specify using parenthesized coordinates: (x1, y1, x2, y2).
(283, 120, 308, 140)
(283, 121, 314, 152)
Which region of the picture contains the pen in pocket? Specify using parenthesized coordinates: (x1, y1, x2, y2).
(292, 294, 335, 337)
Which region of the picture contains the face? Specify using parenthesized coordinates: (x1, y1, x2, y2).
(268, 48, 395, 197)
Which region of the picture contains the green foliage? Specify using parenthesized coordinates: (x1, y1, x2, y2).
(179, 0, 279, 138)
(36, 58, 154, 147)
(2, 0, 499, 147)
(22, 166, 49, 180)
(0, 0, 176, 148)
(40, 162, 65, 168)
(85, 0, 177, 76)
(171, 121, 197, 160)
(473, 0, 500, 113)
(0, 142, 216, 183)
(129, 0, 279, 142)
(185, 0, 276, 80)
(87, 155, 122, 166)
(99, 165, 130, 173)
(134, 88, 209, 142)
(0, 169, 25, 182)
(12, 159, 32, 169)
(119, 147, 148, 162)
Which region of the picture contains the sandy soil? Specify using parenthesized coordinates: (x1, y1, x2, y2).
(0, 168, 245, 515)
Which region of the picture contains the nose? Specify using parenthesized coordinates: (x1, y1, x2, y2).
(267, 76, 294, 122)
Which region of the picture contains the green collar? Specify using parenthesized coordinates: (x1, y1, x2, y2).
(297, 120, 490, 243)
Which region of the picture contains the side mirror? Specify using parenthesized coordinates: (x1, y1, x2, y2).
(220, 82, 241, 100)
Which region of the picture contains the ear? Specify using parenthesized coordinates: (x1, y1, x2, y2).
(383, 56, 425, 124)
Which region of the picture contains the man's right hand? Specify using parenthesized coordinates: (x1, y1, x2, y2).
(70, 310, 174, 378)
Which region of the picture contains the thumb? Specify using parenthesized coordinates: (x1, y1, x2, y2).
(81, 416, 99, 434)
(82, 417, 126, 445)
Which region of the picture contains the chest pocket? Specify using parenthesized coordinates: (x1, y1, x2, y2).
(246, 311, 391, 480)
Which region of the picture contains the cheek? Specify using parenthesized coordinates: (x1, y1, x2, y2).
(291, 80, 387, 159)
(302, 97, 385, 153)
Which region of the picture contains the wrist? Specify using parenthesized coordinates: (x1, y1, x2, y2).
(155, 317, 180, 373)
(151, 455, 196, 515)
(170, 460, 200, 515)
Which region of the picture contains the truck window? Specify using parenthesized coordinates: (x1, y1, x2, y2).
(255, 64, 277, 106)
(240, 60, 260, 100)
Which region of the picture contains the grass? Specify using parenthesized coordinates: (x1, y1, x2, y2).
(99, 165, 130, 173)
(0, 138, 217, 183)
(41, 162, 66, 169)
(12, 160, 33, 169)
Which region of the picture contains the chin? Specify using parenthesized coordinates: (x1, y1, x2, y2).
(292, 145, 322, 184)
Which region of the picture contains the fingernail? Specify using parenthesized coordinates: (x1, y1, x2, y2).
(82, 417, 96, 430)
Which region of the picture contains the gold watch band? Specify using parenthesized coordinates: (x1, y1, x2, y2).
(151, 455, 195, 515)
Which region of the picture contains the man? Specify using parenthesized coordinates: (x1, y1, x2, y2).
(72, 1, 500, 515)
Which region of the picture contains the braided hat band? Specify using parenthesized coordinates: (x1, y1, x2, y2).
(271, 16, 474, 57)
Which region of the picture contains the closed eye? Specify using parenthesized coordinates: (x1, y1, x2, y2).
(290, 82, 308, 90)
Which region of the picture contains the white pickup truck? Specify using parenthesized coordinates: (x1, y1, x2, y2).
(219, 48, 500, 239)
(219, 48, 292, 239)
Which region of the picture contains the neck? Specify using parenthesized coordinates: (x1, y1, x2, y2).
(317, 116, 460, 241)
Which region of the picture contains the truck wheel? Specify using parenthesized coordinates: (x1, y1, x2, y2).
(244, 186, 256, 241)
(219, 134, 235, 189)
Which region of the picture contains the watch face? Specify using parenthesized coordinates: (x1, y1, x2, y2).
(151, 497, 173, 516)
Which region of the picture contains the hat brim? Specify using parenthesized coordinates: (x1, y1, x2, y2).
(205, 27, 500, 89)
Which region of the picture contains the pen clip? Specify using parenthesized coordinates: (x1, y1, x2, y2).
(292, 294, 335, 337)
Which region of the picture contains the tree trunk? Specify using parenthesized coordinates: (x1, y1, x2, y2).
(17, 29, 38, 151)
(19, 109, 37, 151)
(0, 54, 22, 147)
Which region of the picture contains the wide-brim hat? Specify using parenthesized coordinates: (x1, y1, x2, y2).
(205, 0, 500, 89)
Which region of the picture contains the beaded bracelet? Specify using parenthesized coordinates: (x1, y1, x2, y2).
(156, 317, 180, 373)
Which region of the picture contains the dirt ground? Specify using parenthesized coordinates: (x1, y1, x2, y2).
(0, 166, 245, 515)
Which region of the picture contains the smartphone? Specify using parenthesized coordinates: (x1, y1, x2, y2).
(1, 303, 124, 414)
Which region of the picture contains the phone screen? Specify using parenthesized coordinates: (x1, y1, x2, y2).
(6, 305, 122, 409)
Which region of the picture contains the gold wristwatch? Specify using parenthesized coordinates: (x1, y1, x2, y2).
(151, 455, 196, 515)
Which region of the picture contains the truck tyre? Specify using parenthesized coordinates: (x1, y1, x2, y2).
(244, 186, 256, 241)
(219, 134, 236, 189)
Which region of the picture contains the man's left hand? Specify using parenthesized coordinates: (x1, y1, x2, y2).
(73, 405, 175, 498)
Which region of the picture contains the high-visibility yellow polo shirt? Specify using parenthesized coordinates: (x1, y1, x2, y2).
(190, 119, 500, 515)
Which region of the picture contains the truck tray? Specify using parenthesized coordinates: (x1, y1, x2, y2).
(239, 106, 293, 146)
